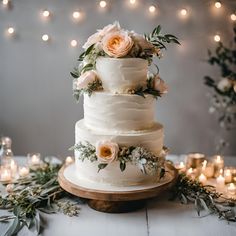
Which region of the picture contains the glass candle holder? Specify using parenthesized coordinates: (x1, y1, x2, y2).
(27, 153, 41, 167)
(227, 183, 236, 197)
(186, 153, 205, 176)
(201, 160, 214, 178)
(19, 166, 30, 177)
(224, 167, 233, 184)
(212, 155, 224, 177)
(0, 167, 12, 182)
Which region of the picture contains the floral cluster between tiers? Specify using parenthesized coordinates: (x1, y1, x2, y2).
(72, 140, 167, 177)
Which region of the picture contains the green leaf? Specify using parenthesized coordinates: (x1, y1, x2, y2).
(85, 43, 95, 56)
(98, 163, 108, 172)
(120, 162, 126, 172)
(70, 71, 79, 78)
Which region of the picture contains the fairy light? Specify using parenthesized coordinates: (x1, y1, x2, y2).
(180, 8, 187, 16)
(231, 14, 236, 21)
(7, 27, 14, 34)
(129, 0, 136, 4)
(73, 11, 81, 19)
(214, 34, 221, 42)
(42, 34, 49, 42)
(70, 40, 78, 47)
(2, 0, 9, 5)
(99, 1, 107, 8)
(149, 5, 156, 13)
(214, 1, 221, 9)
(42, 10, 50, 18)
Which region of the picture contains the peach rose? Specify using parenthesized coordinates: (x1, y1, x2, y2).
(96, 140, 119, 163)
(153, 76, 168, 94)
(75, 70, 98, 90)
(102, 31, 134, 58)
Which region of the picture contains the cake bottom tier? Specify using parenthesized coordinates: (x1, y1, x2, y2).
(74, 119, 164, 186)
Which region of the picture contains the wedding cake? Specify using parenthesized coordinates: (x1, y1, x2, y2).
(71, 22, 179, 187)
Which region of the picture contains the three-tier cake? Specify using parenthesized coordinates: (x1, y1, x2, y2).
(71, 22, 179, 187)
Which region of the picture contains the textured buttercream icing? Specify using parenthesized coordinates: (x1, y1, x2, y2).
(84, 92, 155, 132)
(96, 57, 148, 93)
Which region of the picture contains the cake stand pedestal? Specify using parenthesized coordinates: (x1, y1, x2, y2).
(58, 163, 178, 213)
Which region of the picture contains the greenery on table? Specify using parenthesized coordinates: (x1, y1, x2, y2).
(171, 173, 236, 222)
(204, 26, 236, 131)
(0, 161, 81, 236)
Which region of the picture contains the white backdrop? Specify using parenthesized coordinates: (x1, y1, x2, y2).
(0, 0, 235, 157)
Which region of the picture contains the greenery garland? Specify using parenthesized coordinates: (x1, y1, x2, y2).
(0, 161, 235, 235)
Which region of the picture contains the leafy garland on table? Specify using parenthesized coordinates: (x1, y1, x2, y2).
(204, 26, 236, 131)
(0, 161, 81, 236)
(0, 162, 235, 235)
(71, 141, 166, 176)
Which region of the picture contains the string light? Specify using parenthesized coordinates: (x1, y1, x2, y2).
(231, 14, 236, 21)
(99, 1, 107, 8)
(70, 40, 78, 47)
(129, 0, 136, 4)
(73, 11, 81, 19)
(149, 5, 156, 13)
(214, 1, 221, 9)
(2, 0, 9, 5)
(7, 27, 14, 34)
(214, 34, 221, 42)
(42, 34, 49, 42)
(180, 8, 187, 16)
(42, 10, 50, 18)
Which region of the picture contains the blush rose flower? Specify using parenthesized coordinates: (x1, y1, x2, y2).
(153, 75, 168, 94)
(102, 31, 134, 58)
(75, 70, 98, 90)
(82, 32, 102, 49)
(96, 140, 119, 163)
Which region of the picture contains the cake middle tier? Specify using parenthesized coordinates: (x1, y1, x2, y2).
(84, 92, 155, 133)
(75, 119, 163, 155)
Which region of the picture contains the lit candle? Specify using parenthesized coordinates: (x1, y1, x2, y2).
(198, 173, 207, 185)
(186, 168, 196, 179)
(65, 156, 74, 165)
(10, 159, 18, 176)
(19, 166, 30, 177)
(0, 168, 12, 182)
(216, 170, 225, 192)
(201, 160, 214, 178)
(224, 168, 232, 184)
(213, 155, 224, 177)
(227, 183, 236, 197)
(175, 161, 186, 172)
(27, 153, 41, 167)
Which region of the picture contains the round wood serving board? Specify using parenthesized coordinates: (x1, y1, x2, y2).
(58, 163, 178, 213)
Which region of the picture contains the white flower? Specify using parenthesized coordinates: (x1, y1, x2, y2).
(75, 70, 98, 90)
(153, 75, 168, 94)
(217, 78, 232, 92)
(98, 21, 121, 37)
(96, 140, 119, 163)
(82, 32, 102, 49)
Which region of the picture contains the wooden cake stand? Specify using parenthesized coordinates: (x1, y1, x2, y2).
(58, 163, 178, 213)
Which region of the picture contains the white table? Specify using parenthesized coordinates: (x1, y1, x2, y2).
(0, 155, 236, 236)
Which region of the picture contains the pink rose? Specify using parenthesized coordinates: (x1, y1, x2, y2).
(153, 76, 168, 94)
(102, 31, 134, 58)
(96, 140, 119, 163)
(75, 70, 98, 90)
(133, 33, 154, 50)
(82, 32, 102, 49)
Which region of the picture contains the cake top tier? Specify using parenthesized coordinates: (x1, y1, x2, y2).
(71, 22, 179, 100)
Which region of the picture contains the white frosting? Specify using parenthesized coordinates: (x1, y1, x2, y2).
(75, 119, 163, 155)
(74, 119, 164, 186)
(96, 57, 148, 93)
(84, 92, 155, 132)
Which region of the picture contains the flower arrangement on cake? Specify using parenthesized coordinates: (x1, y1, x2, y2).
(71, 22, 179, 100)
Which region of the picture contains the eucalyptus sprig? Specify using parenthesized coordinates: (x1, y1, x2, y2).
(170, 173, 236, 222)
(0, 161, 81, 236)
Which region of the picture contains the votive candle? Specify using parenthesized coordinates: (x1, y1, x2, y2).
(27, 153, 41, 166)
(201, 160, 214, 178)
(19, 166, 30, 177)
(198, 173, 207, 185)
(0, 168, 12, 182)
(224, 168, 232, 184)
(213, 155, 224, 177)
(216, 171, 225, 192)
(175, 161, 186, 172)
(227, 183, 236, 197)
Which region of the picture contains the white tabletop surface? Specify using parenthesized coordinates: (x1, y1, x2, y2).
(0, 155, 236, 236)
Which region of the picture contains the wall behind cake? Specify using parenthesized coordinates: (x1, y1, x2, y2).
(0, 0, 235, 157)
